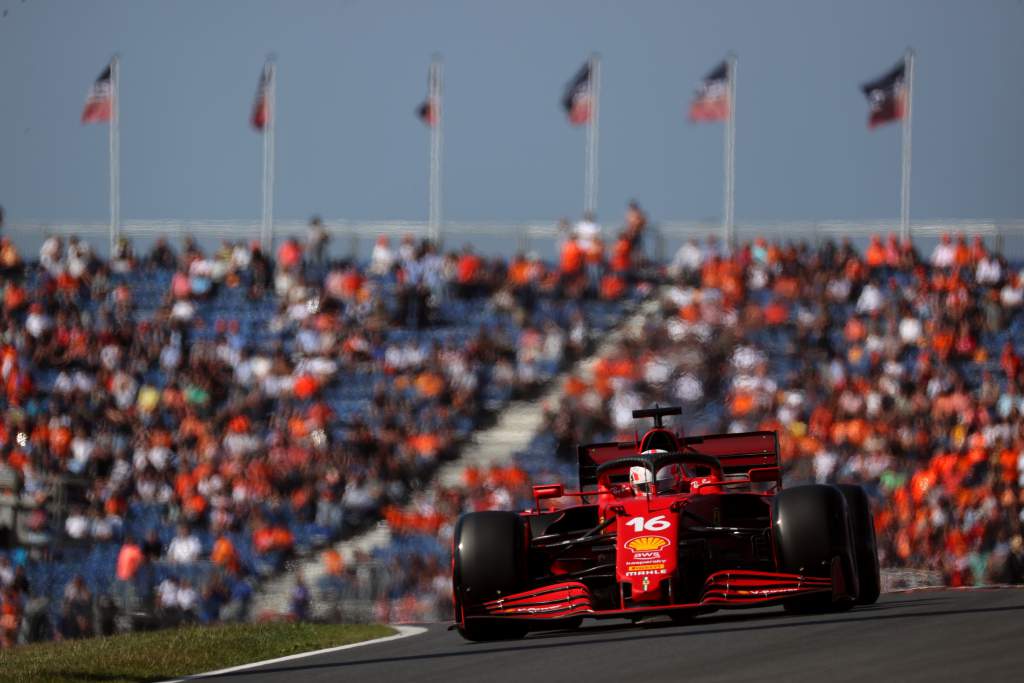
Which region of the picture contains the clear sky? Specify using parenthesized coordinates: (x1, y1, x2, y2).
(2, 0, 1022, 226)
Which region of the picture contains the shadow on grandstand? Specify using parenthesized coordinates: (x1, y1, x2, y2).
(217, 597, 1024, 677)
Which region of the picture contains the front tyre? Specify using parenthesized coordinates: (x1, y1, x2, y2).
(453, 511, 529, 641)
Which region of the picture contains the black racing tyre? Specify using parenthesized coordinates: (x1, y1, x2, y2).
(772, 485, 857, 613)
(453, 511, 529, 641)
(837, 484, 881, 605)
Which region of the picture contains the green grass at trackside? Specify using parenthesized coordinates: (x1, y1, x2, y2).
(0, 622, 395, 683)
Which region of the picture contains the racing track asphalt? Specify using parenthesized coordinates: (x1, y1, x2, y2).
(199, 589, 1024, 683)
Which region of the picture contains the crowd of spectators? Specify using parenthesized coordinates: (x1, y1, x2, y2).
(551, 232, 1024, 584)
(336, 230, 1024, 622)
(5, 206, 1021, 634)
(0, 204, 652, 644)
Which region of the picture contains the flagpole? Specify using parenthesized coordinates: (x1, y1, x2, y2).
(428, 55, 443, 245)
(585, 54, 598, 218)
(584, 53, 600, 218)
(583, 56, 591, 214)
(261, 58, 276, 251)
(723, 53, 737, 249)
(900, 48, 914, 243)
(109, 55, 120, 256)
(594, 53, 601, 222)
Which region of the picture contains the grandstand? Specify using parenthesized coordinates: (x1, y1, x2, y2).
(281, 226, 1024, 623)
(0, 213, 652, 642)
(1, 210, 1023, 642)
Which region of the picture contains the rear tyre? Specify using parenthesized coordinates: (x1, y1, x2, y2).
(773, 485, 857, 613)
(453, 511, 529, 641)
(837, 484, 881, 605)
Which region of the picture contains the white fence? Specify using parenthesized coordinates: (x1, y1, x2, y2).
(5, 217, 1024, 261)
(881, 568, 945, 592)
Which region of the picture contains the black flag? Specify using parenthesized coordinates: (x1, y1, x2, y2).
(561, 62, 592, 125)
(861, 61, 906, 129)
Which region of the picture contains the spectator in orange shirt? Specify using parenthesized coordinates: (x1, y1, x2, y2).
(0, 237, 21, 278)
(931, 326, 955, 360)
(414, 370, 445, 399)
(211, 535, 240, 574)
(953, 234, 971, 267)
(884, 234, 902, 267)
(252, 521, 275, 555)
(115, 536, 144, 581)
(610, 234, 632, 274)
(1000, 341, 1021, 379)
(508, 253, 530, 287)
(763, 298, 789, 326)
(2, 281, 25, 312)
(559, 238, 584, 279)
(455, 246, 482, 298)
(276, 237, 303, 272)
(865, 234, 886, 269)
(844, 316, 866, 343)
(600, 273, 626, 300)
(1, 586, 20, 648)
(409, 432, 442, 458)
(701, 255, 723, 290)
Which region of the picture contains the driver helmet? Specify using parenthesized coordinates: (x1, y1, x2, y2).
(630, 449, 670, 495)
(629, 466, 654, 495)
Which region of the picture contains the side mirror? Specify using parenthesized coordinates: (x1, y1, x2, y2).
(749, 467, 780, 483)
(532, 484, 565, 501)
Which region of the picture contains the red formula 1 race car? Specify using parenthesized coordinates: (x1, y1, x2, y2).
(452, 406, 880, 641)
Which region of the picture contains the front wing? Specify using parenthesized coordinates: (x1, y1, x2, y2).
(468, 570, 832, 622)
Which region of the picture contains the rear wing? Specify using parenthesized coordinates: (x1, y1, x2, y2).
(679, 431, 780, 477)
(578, 440, 635, 490)
(578, 430, 780, 490)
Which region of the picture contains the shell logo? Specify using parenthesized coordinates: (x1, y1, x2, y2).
(625, 535, 670, 552)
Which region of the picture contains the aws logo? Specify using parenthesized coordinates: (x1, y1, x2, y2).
(624, 535, 670, 553)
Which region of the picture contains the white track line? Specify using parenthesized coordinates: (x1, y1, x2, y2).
(160, 624, 427, 682)
(888, 584, 1024, 594)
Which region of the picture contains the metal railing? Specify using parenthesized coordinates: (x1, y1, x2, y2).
(5, 217, 1024, 261)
